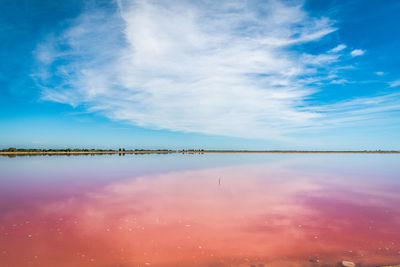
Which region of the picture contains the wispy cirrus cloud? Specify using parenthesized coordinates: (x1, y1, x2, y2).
(329, 44, 346, 53)
(389, 79, 400, 88)
(350, 49, 365, 57)
(32, 0, 400, 140)
(304, 93, 400, 130)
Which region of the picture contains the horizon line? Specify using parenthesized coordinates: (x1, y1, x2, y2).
(1, 148, 400, 155)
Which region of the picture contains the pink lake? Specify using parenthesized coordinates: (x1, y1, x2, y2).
(0, 154, 400, 267)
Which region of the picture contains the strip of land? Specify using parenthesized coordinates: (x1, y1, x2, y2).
(1, 148, 399, 156)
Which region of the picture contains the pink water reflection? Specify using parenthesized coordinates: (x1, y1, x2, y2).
(1, 156, 400, 267)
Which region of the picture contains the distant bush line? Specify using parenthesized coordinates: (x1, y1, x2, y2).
(0, 147, 399, 156)
(0, 148, 208, 153)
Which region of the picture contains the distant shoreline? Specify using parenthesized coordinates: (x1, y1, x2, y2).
(1, 149, 400, 156)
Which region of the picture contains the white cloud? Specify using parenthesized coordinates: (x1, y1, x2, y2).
(350, 49, 365, 57)
(33, 0, 400, 140)
(329, 79, 350, 85)
(389, 80, 400, 88)
(375, 71, 384, 76)
(303, 93, 400, 130)
(329, 44, 346, 53)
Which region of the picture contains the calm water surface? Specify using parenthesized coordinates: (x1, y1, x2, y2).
(0, 154, 400, 267)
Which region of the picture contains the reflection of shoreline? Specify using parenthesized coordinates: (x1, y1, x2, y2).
(1, 150, 400, 157)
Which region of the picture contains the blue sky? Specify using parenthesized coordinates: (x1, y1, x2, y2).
(1, 0, 400, 150)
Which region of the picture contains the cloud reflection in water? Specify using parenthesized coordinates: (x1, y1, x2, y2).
(1, 158, 400, 266)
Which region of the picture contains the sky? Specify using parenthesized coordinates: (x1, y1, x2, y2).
(1, 0, 400, 150)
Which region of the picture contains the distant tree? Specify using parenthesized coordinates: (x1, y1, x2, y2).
(8, 147, 17, 152)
